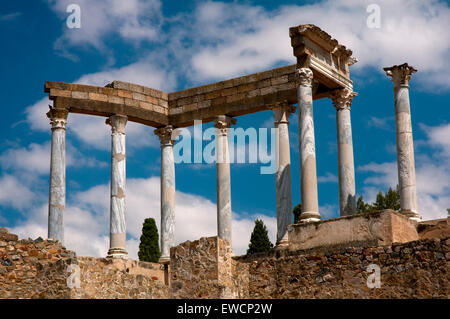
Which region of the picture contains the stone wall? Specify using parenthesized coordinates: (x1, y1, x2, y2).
(1, 227, 449, 299)
(233, 237, 449, 298)
(0, 227, 75, 298)
(419, 218, 450, 240)
(170, 237, 234, 299)
(0, 228, 169, 299)
(70, 257, 169, 299)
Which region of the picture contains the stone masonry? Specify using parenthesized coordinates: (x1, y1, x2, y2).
(1, 223, 449, 299)
(233, 236, 449, 298)
(0, 228, 168, 299)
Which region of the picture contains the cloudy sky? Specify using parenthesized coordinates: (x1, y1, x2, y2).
(0, 0, 449, 258)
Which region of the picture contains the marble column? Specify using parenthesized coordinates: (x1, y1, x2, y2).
(271, 103, 295, 244)
(331, 89, 357, 216)
(154, 125, 176, 263)
(47, 108, 69, 244)
(215, 115, 236, 243)
(384, 63, 421, 222)
(106, 114, 128, 258)
(297, 68, 321, 222)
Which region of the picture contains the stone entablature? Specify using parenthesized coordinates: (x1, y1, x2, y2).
(45, 64, 300, 128)
(289, 24, 355, 91)
(45, 81, 169, 127)
(46, 57, 355, 129)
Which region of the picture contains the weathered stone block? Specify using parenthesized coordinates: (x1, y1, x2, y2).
(129, 83, 144, 93)
(418, 218, 450, 240)
(124, 98, 139, 107)
(118, 90, 133, 99)
(158, 99, 168, 108)
(88, 92, 108, 102)
(107, 95, 124, 105)
(288, 210, 419, 251)
(139, 101, 153, 111)
(132, 92, 146, 102)
(72, 91, 88, 99)
(50, 89, 71, 98)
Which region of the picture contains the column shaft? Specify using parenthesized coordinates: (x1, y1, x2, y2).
(395, 85, 419, 218)
(155, 126, 176, 263)
(273, 104, 294, 244)
(384, 63, 420, 221)
(107, 115, 128, 258)
(215, 115, 235, 243)
(297, 68, 320, 222)
(47, 108, 68, 244)
(332, 89, 357, 216)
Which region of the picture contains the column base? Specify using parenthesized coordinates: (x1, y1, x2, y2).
(106, 248, 128, 259)
(299, 211, 321, 223)
(400, 209, 422, 222)
(159, 256, 170, 264)
(288, 210, 419, 251)
(275, 232, 289, 250)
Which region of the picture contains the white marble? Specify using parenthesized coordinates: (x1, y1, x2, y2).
(273, 104, 294, 244)
(155, 125, 176, 261)
(107, 115, 128, 257)
(332, 89, 357, 216)
(296, 68, 320, 223)
(47, 109, 68, 244)
(215, 115, 234, 243)
(385, 64, 421, 222)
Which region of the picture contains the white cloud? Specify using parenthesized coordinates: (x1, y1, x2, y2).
(421, 122, 450, 159)
(46, 0, 163, 57)
(320, 204, 339, 219)
(76, 60, 176, 91)
(165, 0, 450, 91)
(318, 172, 338, 183)
(0, 142, 51, 175)
(367, 116, 394, 131)
(359, 161, 398, 187)
(0, 141, 107, 176)
(0, 175, 35, 211)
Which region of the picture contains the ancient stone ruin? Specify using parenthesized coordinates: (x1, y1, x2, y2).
(1, 24, 448, 299)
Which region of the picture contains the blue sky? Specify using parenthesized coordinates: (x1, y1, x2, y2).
(0, 0, 449, 258)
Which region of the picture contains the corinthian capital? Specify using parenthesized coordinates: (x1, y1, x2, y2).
(331, 89, 358, 111)
(214, 115, 236, 135)
(47, 107, 69, 130)
(106, 114, 128, 134)
(383, 63, 417, 87)
(296, 68, 313, 86)
(154, 125, 175, 145)
(268, 102, 296, 124)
